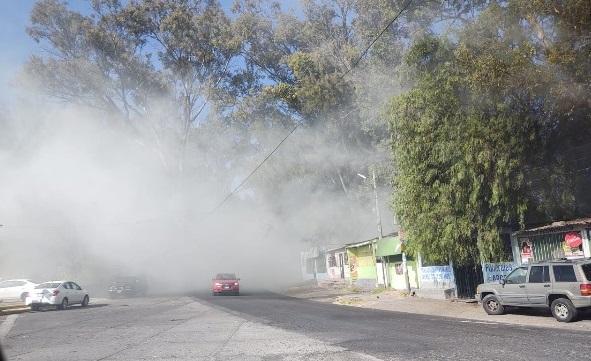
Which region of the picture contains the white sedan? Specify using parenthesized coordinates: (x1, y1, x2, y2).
(26, 281, 89, 310)
(0, 279, 37, 302)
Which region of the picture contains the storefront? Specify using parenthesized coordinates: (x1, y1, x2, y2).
(375, 235, 418, 290)
(512, 218, 591, 264)
(345, 240, 378, 289)
(325, 246, 348, 280)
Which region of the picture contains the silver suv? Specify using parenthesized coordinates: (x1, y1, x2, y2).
(475, 258, 591, 322)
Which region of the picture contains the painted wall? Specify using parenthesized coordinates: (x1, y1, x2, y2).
(419, 265, 455, 289)
(325, 250, 347, 280)
(387, 259, 418, 290)
(482, 262, 517, 283)
(346, 245, 376, 288)
(300, 251, 329, 281)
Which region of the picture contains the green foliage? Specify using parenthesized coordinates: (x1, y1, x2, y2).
(390, 30, 540, 263)
(389, 0, 591, 263)
(22, 0, 591, 252)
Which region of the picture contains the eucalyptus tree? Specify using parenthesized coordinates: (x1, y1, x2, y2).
(26, 0, 165, 128)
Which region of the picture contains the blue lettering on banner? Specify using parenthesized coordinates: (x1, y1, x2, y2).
(482, 262, 517, 283)
(420, 266, 454, 289)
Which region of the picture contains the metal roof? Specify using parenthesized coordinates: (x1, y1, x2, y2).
(345, 239, 374, 248)
(344, 232, 397, 248)
(325, 245, 347, 253)
(514, 217, 591, 237)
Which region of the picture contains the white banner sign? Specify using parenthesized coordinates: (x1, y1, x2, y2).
(482, 262, 517, 283)
(420, 266, 454, 289)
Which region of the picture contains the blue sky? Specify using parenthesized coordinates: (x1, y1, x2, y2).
(0, 0, 37, 105)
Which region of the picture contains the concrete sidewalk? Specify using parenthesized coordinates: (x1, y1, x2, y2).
(285, 285, 591, 332)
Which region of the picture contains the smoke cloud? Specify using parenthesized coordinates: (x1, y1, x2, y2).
(0, 80, 396, 295)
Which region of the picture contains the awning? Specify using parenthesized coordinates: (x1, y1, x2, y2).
(376, 236, 402, 257)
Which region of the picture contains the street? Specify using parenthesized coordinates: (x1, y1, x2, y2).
(2, 292, 591, 361)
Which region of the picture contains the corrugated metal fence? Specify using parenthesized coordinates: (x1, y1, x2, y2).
(531, 233, 565, 261)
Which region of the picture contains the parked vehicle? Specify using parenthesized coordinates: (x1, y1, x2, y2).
(476, 258, 591, 322)
(108, 276, 148, 298)
(0, 279, 37, 302)
(211, 273, 240, 296)
(26, 281, 89, 311)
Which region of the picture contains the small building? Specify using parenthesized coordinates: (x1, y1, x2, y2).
(345, 239, 379, 289)
(375, 235, 419, 290)
(325, 246, 349, 280)
(513, 217, 591, 264)
(300, 247, 328, 282)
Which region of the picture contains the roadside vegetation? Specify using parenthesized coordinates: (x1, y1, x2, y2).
(7, 0, 591, 268)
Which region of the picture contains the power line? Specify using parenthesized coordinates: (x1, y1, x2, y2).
(340, 0, 414, 80)
(206, 0, 414, 214)
(208, 123, 300, 214)
(0, 1, 414, 230)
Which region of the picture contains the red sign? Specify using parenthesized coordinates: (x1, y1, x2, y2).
(565, 232, 583, 248)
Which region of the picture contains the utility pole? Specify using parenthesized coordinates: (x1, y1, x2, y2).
(372, 168, 383, 241)
(360, 169, 386, 288)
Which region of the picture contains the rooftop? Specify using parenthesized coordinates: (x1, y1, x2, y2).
(515, 217, 591, 237)
(345, 232, 398, 248)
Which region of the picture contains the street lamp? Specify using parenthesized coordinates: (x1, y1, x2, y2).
(358, 169, 386, 288)
(358, 169, 410, 293)
(357, 170, 382, 240)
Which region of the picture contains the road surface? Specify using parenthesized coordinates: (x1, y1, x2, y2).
(1, 291, 590, 360)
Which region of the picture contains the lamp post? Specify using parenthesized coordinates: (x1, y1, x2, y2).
(358, 169, 386, 288)
(357, 170, 382, 240)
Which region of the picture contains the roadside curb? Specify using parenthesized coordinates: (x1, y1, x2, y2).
(0, 302, 30, 316)
(0, 307, 30, 316)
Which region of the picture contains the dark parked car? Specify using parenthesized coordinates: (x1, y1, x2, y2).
(108, 276, 148, 298)
(212, 273, 240, 296)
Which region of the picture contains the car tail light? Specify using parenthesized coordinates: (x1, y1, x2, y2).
(52, 289, 60, 296)
(580, 283, 591, 296)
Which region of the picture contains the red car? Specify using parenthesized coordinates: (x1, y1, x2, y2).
(211, 273, 240, 296)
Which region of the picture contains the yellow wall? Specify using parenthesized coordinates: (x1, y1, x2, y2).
(346, 245, 376, 282)
(388, 261, 418, 290)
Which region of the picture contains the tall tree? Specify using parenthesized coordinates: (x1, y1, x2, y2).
(388, 1, 591, 263)
(26, 0, 164, 127)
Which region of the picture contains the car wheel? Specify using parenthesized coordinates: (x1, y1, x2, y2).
(59, 298, 69, 310)
(81, 295, 89, 307)
(551, 298, 578, 322)
(482, 295, 504, 315)
(31, 304, 38, 311)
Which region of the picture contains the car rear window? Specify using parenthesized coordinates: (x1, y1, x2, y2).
(553, 265, 578, 282)
(582, 263, 591, 281)
(35, 282, 61, 289)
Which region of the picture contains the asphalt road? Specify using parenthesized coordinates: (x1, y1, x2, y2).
(2, 291, 591, 360)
